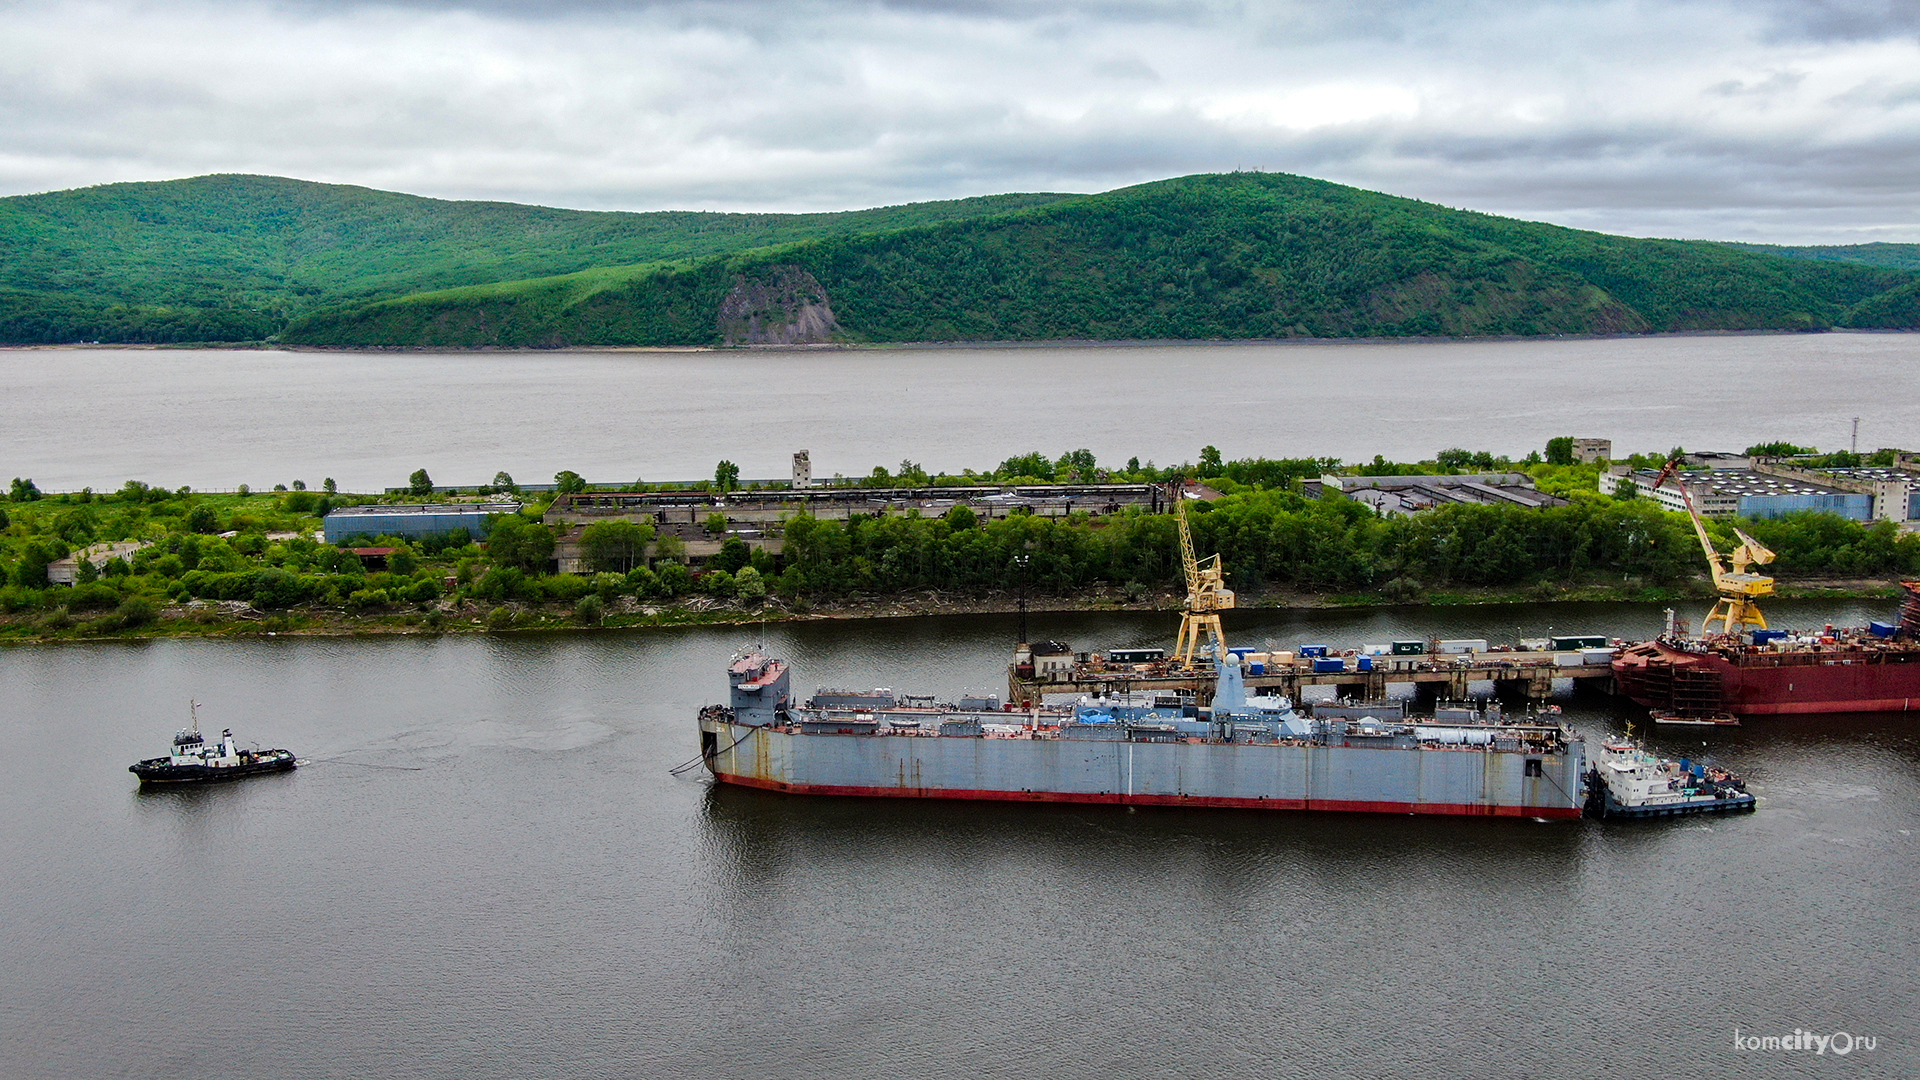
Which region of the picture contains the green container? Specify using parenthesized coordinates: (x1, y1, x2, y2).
(1390, 640, 1426, 656)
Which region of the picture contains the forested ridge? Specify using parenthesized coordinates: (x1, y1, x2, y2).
(4, 171, 1918, 345)
(0, 174, 1071, 344)
(285, 172, 1920, 346)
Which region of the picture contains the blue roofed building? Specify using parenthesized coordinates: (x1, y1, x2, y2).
(322, 503, 519, 544)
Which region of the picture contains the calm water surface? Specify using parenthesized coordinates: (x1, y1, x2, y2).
(3, 599, 1916, 1079)
(3, 332, 1918, 491)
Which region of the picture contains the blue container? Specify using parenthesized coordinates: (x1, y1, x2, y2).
(1299, 645, 1329, 658)
(1228, 646, 1258, 658)
(1869, 621, 1898, 638)
(1357, 656, 1373, 672)
(1247, 662, 1265, 675)
(1312, 657, 1347, 673)
(1751, 629, 1789, 645)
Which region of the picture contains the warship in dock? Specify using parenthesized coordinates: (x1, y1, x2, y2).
(698, 647, 1589, 818)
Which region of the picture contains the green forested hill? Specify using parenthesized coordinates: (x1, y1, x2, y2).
(0, 174, 1073, 343)
(1727, 242, 1920, 273)
(285, 172, 1920, 347)
(7, 171, 1919, 346)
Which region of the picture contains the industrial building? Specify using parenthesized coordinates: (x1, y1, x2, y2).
(544, 483, 1194, 573)
(321, 503, 521, 544)
(1600, 466, 1872, 521)
(1325, 474, 1568, 517)
(1571, 438, 1612, 463)
(47, 541, 150, 585)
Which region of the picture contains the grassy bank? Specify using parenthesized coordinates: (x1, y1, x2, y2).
(4, 576, 1904, 645)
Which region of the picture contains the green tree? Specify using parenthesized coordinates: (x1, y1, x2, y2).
(291, 479, 307, 491)
(581, 519, 654, 573)
(1056, 449, 1097, 482)
(323, 477, 337, 494)
(486, 514, 555, 573)
(554, 470, 587, 495)
(997, 452, 1054, 481)
(1744, 441, 1815, 457)
(714, 460, 740, 491)
(1198, 446, 1223, 476)
(653, 533, 687, 564)
(710, 536, 750, 574)
(491, 471, 518, 494)
(1545, 437, 1575, 466)
(186, 505, 219, 533)
(733, 565, 767, 602)
(408, 469, 433, 497)
(704, 511, 728, 536)
(10, 478, 41, 502)
(575, 593, 605, 624)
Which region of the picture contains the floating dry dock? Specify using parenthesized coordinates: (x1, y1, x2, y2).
(699, 650, 1589, 818)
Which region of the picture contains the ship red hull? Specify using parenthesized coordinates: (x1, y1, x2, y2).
(714, 772, 1584, 818)
(1613, 640, 1920, 716)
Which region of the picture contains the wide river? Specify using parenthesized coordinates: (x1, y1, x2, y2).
(3, 337, 1918, 1077)
(2, 332, 1918, 491)
(3, 599, 1916, 1079)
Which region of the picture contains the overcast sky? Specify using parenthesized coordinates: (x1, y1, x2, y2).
(4, 0, 1919, 242)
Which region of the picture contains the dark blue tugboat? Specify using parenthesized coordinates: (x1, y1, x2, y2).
(130, 702, 298, 785)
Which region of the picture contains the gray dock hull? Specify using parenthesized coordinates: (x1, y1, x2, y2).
(702, 719, 1587, 818)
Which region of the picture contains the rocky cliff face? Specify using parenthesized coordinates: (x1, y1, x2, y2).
(716, 265, 841, 345)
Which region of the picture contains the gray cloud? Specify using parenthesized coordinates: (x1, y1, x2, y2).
(0, 0, 1917, 241)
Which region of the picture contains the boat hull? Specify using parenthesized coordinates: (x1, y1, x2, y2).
(1614, 640, 1920, 716)
(130, 753, 297, 784)
(702, 719, 1586, 819)
(1589, 792, 1757, 819)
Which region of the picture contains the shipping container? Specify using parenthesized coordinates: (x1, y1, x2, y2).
(1436, 639, 1488, 654)
(1357, 656, 1373, 672)
(1298, 645, 1330, 658)
(1549, 635, 1609, 650)
(1312, 657, 1348, 673)
(1390, 640, 1427, 656)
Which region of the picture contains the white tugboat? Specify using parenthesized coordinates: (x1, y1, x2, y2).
(1585, 735, 1754, 818)
(129, 702, 298, 785)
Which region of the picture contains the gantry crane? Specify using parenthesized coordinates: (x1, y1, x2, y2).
(1171, 481, 1235, 669)
(1652, 459, 1776, 636)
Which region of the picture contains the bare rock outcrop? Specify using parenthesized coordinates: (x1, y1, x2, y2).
(716, 265, 841, 345)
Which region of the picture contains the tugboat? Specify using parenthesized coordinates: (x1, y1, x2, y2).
(1584, 735, 1755, 818)
(129, 702, 298, 785)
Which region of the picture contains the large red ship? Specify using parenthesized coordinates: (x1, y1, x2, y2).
(1613, 583, 1920, 716)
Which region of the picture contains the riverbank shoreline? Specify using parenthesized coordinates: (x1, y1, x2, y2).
(2, 327, 1900, 355)
(2, 578, 1901, 644)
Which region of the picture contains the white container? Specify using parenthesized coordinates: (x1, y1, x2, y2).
(1436, 639, 1489, 654)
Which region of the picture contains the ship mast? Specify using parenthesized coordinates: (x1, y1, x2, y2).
(1652, 459, 1775, 637)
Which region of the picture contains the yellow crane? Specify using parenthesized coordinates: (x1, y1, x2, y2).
(1653, 460, 1776, 636)
(1171, 481, 1235, 668)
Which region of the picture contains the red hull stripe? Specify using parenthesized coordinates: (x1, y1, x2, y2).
(713, 772, 1583, 819)
(1720, 698, 1916, 715)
